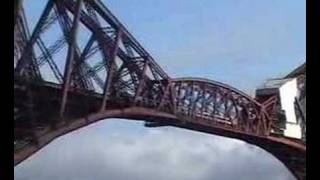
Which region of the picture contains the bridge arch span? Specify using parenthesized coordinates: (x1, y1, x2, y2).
(14, 106, 304, 179)
(158, 78, 272, 137)
(14, 0, 305, 179)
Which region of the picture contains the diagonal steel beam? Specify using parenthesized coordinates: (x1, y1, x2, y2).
(15, 0, 54, 76)
(87, 0, 169, 79)
(100, 29, 122, 111)
(59, 0, 83, 117)
(55, 2, 94, 90)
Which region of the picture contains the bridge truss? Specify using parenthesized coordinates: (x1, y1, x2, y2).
(14, 0, 305, 179)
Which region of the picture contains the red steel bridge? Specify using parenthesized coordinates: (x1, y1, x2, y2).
(14, 0, 306, 179)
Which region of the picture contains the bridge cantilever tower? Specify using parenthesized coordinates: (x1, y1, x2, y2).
(14, 0, 305, 179)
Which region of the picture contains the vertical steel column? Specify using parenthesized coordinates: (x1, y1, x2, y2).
(14, 0, 23, 26)
(200, 84, 206, 118)
(157, 81, 171, 110)
(212, 89, 218, 121)
(170, 81, 177, 114)
(100, 29, 122, 111)
(59, 0, 83, 117)
(134, 61, 148, 105)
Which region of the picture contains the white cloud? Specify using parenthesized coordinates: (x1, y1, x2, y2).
(15, 119, 296, 180)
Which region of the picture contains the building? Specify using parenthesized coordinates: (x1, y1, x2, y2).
(255, 63, 306, 141)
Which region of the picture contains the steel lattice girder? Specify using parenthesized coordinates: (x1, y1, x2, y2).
(14, 1, 305, 180)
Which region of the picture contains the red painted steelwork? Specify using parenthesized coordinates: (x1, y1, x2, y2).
(14, 1, 305, 179)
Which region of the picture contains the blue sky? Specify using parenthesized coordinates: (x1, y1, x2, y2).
(24, 0, 306, 93)
(103, 0, 305, 93)
(16, 0, 305, 180)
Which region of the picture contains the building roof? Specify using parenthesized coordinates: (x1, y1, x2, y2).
(285, 62, 306, 78)
(256, 62, 305, 96)
(256, 78, 293, 96)
(258, 78, 292, 89)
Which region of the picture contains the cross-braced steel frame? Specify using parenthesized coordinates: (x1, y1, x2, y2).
(14, 1, 305, 179)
